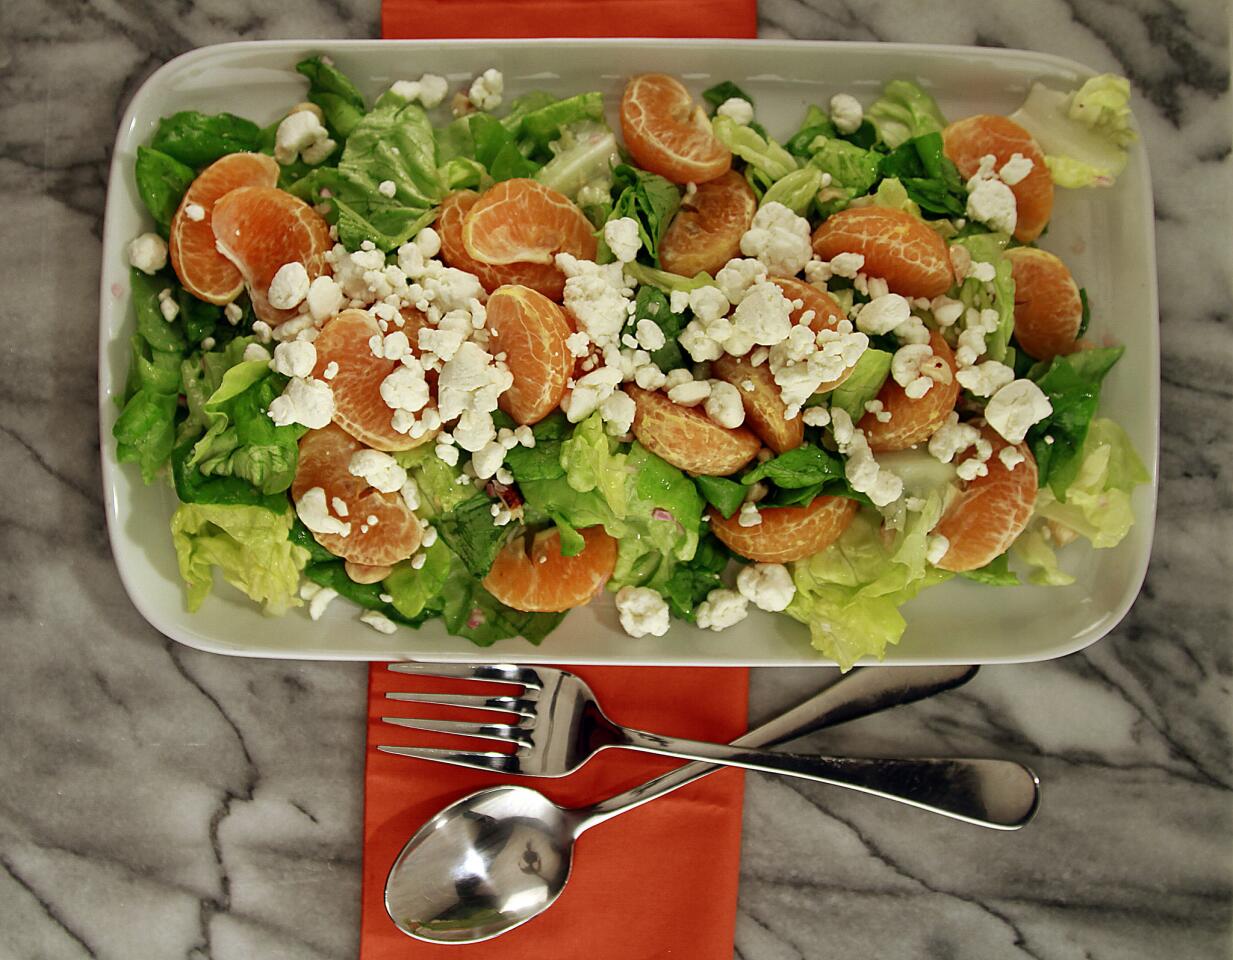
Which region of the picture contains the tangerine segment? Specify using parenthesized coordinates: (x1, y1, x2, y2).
(627, 385, 761, 476)
(811, 207, 953, 299)
(460, 179, 598, 267)
(483, 527, 618, 613)
(933, 425, 1038, 572)
(710, 496, 859, 564)
(311, 309, 436, 453)
(292, 424, 424, 567)
(942, 115, 1053, 243)
(660, 171, 756, 276)
(211, 186, 332, 326)
(438, 191, 566, 300)
(860, 331, 959, 452)
(1004, 247, 1083, 361)
(712, 355, 803, 454)
(169, 153, 279, 304)
(620, 74, 732, 185)
(486, 285, 574, 425)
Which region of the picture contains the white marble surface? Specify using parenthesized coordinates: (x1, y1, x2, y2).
(1, 1, 1230, 957)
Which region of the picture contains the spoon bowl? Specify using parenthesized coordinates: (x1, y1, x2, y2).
(385, 785, 578, 943)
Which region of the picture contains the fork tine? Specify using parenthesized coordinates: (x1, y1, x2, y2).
(387, 662, 546, 688)
(381, 716, 528, 745)
(385, 692, 539, 716)
(376, 744, 522, 773)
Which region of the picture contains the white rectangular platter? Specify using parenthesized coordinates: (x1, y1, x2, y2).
(99, 38, 1159, 665)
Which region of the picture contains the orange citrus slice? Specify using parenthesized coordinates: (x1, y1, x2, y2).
(486, 285, 574, 425)
(168, 152, 279, 304)
(620, 74, 732, 185)
(1004, 247, 1084, 361)
(710, 496, 859, 563)
(483, 526, 618, 612)
(942, 115, 1053, 244)
(460, 179, 597, 267)
(211, 185, 332, 326)
(860, 330, 960, 452)
(660, 170, 756, 276)
(811, 206, 953, 300)
(292, 424, 424, 567)
(627, 385, 761, 476)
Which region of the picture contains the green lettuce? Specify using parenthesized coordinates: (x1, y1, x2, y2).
(875, 132, 967, 217)
(623, 262, 718, 294)
(383, 540, 452, 621)
(185, 360, 306, 495)
(535, 121, 618, 221)
(1025, 347, 1125, 495)
(296, 56, 367, 138)
(1009, 75, 1137, 188)
(1034, 417, 1148, 547)
(827, 348, 891, 420)
(290, 86, 444, 251)
(661, 534, 731, 621)
(806, 137, 881, 216)
(786, 497, 951, 669)
(953, 232, 1016, 362)
(786, 105, 837, 158)
(440, 570, 566, 646)
(711, 115, 799, 185)
(1011, 524, 1076, 586)
(608, 163, 681, 263)
(866, 80, 948, 150)
(150, 111, 262, 167)
(469, 113, 541, 181)
(171, 503, 309, 614)
(627, 286, 688, 371)
(760, 166, 826, 216)
(516, 92, 605, 149)
(694, 475, 745, 518)
(134, 147, 195, 234)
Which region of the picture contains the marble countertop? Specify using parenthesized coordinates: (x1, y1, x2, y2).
(1, 0, 1229, 956)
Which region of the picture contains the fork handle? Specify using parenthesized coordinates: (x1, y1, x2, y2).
(615, 731, 1039, 829)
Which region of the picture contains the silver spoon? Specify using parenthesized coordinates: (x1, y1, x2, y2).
(384, 665, 1035, 943)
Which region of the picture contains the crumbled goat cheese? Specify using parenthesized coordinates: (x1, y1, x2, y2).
(739, 202, 813, 277)
(829, 93, 863, 134)
(268, 262, 311, 310)
(274, 110, 335, 166)
(468, 68, 504, 111)
(271, 339, 317, 379)
(615, 586, 671, 638)
(716, 97, 754, 125)
(736, 562, 796, 612)
(695, 588, 750, 631)
(985, 379, 1053, 443)
(603, 217, 642, 263)
(268, 377, 334, 429)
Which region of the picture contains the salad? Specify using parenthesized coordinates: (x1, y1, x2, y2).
(113, 56, 1148, 668)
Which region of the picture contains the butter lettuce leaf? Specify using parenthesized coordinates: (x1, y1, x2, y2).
(866, 80, 948, 150)
(786, 496, 950, 669)
(171, 503, 309, 614)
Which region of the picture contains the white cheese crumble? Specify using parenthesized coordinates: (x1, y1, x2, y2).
(184, 203, 205, 222)
(705, 380, 745, 428)
(829, 93, 864, 134)
(715, 258, 769, 305)
(998, 152, 1034, 185)
(360, 610, 398, 634)
(349, 450, 407, 494)
(390, 74, 450, 109)
(739, 202, 813, 278)
(603, 217, 642, 263)
(966, 177, 1018, 236)
(274, 110, 335, 166)
(830, 408, 903, 507)
(296, 487, 350, 537)
(925, 534, 950, 566)
(736, 562, 796, 612)
(955, 360, 1015, 397)
(306, 275, 344, 322)
(737, 502, 762, 527)
(927, 412, 981, 463)
(468, 68, 504, 111)
(615, 586, 671, 638)
(716, 97, 754, 126)
(268, 262, 311, 310)
(695, 588, 750, 631)
(268, 377, 335, 429)
(242, 343, 271, 364)
(985, 379, 1053, 443)
(271, 340, 317, 379)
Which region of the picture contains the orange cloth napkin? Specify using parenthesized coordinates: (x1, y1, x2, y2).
(383, 0, 757, 38)
(361, 665, 749, 957)
(363, 4, 757, 954)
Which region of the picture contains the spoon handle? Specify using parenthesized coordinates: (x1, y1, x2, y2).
(582, 664, 979, 829)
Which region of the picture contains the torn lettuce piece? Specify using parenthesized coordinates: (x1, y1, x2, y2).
(760, 166, 825, 216)
(534, 121, 618, 220)
(469, 112, 541, 181)
(1009, 75, 1137, 188)
(826, 349, 892, 421)
(608, 163, 681, 263)
(711, 115, 799, 183)
(134, 147, 195, 235)
(289, 86, 444, 251)
(1034, 417, 1148, 548)
(295, 55, 368, 138)
(150, 111, 263, 167)
(1025, 347, 1125, 496)
(866, 80, 948, 150)
(806, 137, 880, 216)
(383, 539, 452, 621)
(875, 132, 967, 217)
(952, 232, 1016, 363)
(1011, 524, 1076, 586)
(171, 502, 309, 614)
(786, 495, 950, 670)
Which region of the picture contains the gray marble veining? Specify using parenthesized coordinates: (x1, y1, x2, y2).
(1, 0, 1230, 957)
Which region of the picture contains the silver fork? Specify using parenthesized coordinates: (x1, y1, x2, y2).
(379, 662, 1039, 829)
